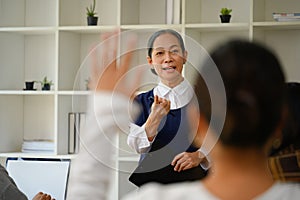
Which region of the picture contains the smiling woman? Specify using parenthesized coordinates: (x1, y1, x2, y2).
(127, 29, 208, 187)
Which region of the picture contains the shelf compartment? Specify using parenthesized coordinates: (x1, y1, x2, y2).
(253, 0, 300, 23)
(0, 0, 57, 27)
(121, 0, 173, 25)
(0, 32, 56, 90)
(0, 95, 55, 153)
(58, 31, 100, 91)
(185, 28, 250, 52)
(253, 29, 300, 82)
(59, 0, 118, 26)
(184, 0, 250, 24)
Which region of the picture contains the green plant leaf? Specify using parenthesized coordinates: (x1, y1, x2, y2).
(220, 7, 232, 15)
(86, 0, 97, 17)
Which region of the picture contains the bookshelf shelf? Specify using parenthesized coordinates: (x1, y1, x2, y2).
(253, 21, 300, 30)
(0, 152, 76, 160)
(185, 23, 250, 31)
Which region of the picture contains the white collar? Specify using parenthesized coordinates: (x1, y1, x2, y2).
(153, 79, 194, 109)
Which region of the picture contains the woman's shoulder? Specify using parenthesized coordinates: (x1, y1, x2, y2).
(121, 181, 216, 200)
(135, 90, 154, 104)
(136, 90, 154, 98)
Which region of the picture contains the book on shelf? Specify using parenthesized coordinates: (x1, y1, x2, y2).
(22, 140, 54, 153)
(273, 12, 300, 22)
(68, 112, 86, 154)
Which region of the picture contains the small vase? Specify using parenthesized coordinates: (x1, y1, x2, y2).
(42, 83, 51, 90)
(220, 15, 231, 23)
(25, 81, 35, 90)
(87, 16, 98, 26)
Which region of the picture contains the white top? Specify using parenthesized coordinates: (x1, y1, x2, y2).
(122, 181, 300, 200)
(154, 79, 194, 110)
(127, 79, 194, 153)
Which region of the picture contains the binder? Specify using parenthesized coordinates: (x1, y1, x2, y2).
(68, 112, 86, 154)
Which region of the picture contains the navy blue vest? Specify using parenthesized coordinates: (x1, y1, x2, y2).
(129, 90, 207, 187)
(135, 90, 199, 161)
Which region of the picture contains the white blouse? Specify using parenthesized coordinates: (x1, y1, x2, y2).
(127, 79, 194, 153)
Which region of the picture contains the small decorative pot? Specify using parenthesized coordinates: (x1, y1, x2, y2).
(25, 81, 35, 90)
(42, 83, 51, 90)
(220, 15, 231, 23)
(87, 16, 98, 26)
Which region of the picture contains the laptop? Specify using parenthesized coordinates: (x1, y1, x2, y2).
(6, 158, 70, 200)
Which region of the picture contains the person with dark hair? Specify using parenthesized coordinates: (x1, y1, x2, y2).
(127, 29, 208, 186)
(269, 82, 300, 182)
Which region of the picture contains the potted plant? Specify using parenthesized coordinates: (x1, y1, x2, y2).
(86, 0, 98, 26)
(40, 76, 53, 91)
(220, 7, 232, 23)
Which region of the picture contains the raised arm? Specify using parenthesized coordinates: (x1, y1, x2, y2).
(67, 30, 141, 199)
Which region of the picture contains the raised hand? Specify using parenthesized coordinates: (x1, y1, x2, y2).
(145, 95, 171, 141)
(89, 29, 140, 98)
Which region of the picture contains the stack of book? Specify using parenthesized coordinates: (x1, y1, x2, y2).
(273, 12, 300, 22)
(22, 140, 54, 153)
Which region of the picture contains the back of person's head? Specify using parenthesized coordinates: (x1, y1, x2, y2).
(270, 82, 300, 155)
(194, 39, 286, 149)
(284, 82, 300, 148)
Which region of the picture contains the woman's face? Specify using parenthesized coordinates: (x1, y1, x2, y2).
(147, 33, 187, 86)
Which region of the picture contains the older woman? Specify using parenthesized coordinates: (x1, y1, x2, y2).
(127, 29, 208, 186)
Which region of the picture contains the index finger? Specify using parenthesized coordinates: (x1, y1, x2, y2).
(171, 152, 184, 165)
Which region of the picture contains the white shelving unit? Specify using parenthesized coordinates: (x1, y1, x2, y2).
(0, 0, 300, 199)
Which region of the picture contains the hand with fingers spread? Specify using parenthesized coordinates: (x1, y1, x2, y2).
(89, 30, 140, 98)
(145, 95, 170, 141)
(171, 151, 207, 172)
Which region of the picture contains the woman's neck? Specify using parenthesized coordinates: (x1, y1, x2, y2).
(161, 76, 184, 88)
(202, 146, 275, 200)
